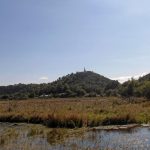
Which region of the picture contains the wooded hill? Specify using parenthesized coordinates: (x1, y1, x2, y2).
(0, 71, 120, 99)
(0, 71, 150, 100)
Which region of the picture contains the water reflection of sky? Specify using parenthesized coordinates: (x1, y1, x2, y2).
(1, 123, 150, 150)
(54, 127, 150, 150)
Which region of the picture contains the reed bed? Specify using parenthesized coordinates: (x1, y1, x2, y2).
(0, 97, 149, 128)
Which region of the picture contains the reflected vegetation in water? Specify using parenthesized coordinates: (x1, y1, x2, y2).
(0, 123, 85, 150)
(1, 123, 150, 150)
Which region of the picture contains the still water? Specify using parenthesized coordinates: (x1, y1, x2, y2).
(0, 123, 150, 150)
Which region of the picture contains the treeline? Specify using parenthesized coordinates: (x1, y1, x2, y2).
(0, 71, 120, 100)
(120, 78, 150, 99)
(0, 71, 150, 100)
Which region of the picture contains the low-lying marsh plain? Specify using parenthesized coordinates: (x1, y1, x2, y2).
(0, 97, 150, 128)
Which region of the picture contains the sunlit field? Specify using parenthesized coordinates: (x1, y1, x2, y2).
(0, 97, 150, 128)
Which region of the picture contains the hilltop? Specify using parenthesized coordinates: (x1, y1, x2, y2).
(0, 71, 119, 99)
(50, 71, 120, 96)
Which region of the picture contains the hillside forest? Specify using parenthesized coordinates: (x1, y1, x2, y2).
(0, 71, 150, 100)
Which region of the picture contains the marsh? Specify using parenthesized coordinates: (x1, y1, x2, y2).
(1, 123, 150, 150)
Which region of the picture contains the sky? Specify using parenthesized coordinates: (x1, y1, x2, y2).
(0, 0, 150, 85)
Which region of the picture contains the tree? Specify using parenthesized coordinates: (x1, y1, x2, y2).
(75, 87, 86, 97)
(141, 81, 150, 99)
(120, 79, 135, 101)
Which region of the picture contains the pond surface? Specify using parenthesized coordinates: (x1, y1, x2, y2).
(0, 123, 150, 150)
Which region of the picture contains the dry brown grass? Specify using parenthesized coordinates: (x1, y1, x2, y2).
(0, 97, 150, 128)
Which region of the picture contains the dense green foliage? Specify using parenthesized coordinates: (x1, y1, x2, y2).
(0, 71, 150, 100)
(0, 71, 119, 99)
(120, 74, 150, 99)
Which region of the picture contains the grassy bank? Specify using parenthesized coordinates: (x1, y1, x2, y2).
(0, 97, 150, 128)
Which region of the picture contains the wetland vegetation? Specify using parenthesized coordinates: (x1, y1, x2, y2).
(0, 97, 150, 128)
(1, 123, 150, 150)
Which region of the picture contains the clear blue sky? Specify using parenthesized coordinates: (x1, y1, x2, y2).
(0, 0, 150, 85)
